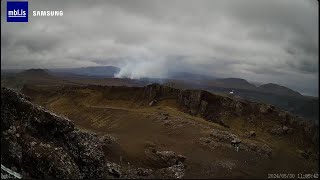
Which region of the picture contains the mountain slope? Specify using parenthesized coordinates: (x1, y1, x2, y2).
(259, 83, 302, 97)
(17, 69, 51, 77)
(208, 78, 257, 90)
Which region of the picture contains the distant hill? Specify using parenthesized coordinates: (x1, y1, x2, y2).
(1, 67, 309, 98)
(1, 68, 147, 91)
(1, 67, 317, 122)
(198, 78, 303, 98)
(18, 69, 51, 77)
(208, 78, 257, 90)
(168, 72, 217, 81)
(1, 68, 82, 90)
(50, 66, 120, 77)
(259, 83, 302, 97)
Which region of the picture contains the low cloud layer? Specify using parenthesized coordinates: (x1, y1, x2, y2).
(1, 0, 318, 96)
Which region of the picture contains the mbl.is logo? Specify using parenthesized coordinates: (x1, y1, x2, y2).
(7, 1, 28, 22)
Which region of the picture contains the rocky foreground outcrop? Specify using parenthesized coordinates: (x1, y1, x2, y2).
(199, 129, 273, 158)
(1, 87, 108, 178)
(1, 87, 186, 179)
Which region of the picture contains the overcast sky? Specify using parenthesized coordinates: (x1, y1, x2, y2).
(1, 0, 319, 96)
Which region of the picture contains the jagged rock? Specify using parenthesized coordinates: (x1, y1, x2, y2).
(259, 144, 273, 158)
(246, 142, 258, 151)
(178, 90, 203, 115)
(1, 87, 107, 179)
(231, 101, 244, 115)
(240, 141, 272, 158)
(199, 137, 223, 150)
(199, 100, 208, 115)
(145, 149, 186, 168)
(30, 141, 37, 147)
(231, 138, 241, 146)
(136, 168, 152, 177)
(110, 169, 121, 178)
(177, 155, 186, 162)
(143, 84, 179, 101)
(246, 115, 256, 123)
(278, 111, 290, 123)
(201, 133, 273, 159)
(200, 130, 245, 151)
(219, 119, 230, 128)
(106, 162, 121, 178)
(1, 164, 22, 179)
(7, 128, 15, 135)
(269, 125, 293, 135)
(259, 104, 274, 114)
(231, 138, 241, 144)
(160, 112, 169, 116)
(269, 126, 285, 135)
(249, 131, 256, 137)
(158, 112, 170, 121)
(149, 99, 158, 106)
(210, 129, 238, 143)
(162, 116, 169, 120)
(154, 163, 185, 179)
(99, 134, 117, 145)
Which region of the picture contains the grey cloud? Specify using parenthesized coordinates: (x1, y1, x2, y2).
(1, 0, 318, 96)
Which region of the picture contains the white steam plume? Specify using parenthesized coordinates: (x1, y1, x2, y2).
(114, 56, 169, 79)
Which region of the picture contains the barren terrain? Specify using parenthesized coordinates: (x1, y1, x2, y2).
(18, 84, 318, 178)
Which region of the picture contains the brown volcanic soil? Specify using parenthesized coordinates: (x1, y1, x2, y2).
(21, 84, 319, 179)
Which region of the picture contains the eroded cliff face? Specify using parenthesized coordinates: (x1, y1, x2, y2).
(143, 84, 319, 151)
(143, 83, 180, 101)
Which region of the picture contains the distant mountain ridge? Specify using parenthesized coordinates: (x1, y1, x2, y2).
(259, 83, 302, 97)
(1, 66, 307, 98)
(207, 78, 257, 90)
(1, 67, 318, 122)
(196, 77, 302, 97)
(18, 69, 51, 77)
(168, 72, 218, 81)
(50, 66, 120, 77)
